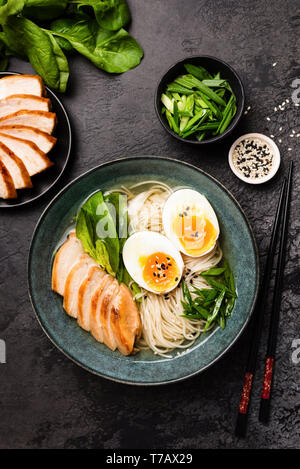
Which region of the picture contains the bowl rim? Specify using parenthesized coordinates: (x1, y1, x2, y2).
(154, 55, 245, 145)
(0, 71, 72, 208)
(228, 133, 281, 184)
(28, 155, 259, 385)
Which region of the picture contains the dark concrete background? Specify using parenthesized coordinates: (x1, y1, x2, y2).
(0, 0, 299, 449)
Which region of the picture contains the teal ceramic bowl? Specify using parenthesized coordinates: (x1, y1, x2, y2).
(28, 156, 259, 385)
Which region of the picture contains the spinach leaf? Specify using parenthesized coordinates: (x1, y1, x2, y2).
(51, 17, 143, 73)
(2, 16, 69, 92)
(0, 0, 25, 23)
(76, 191, 120, 275)
(104, 192, 128, 250)
(70, 0, 131, 31)
(23, 0, 68, 20)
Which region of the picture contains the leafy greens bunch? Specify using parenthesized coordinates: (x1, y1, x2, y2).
(76, 190, 141, 300)
(161, 63, 236, 141)
(0, 0, 143, 92)
(181, 260, 236, 332)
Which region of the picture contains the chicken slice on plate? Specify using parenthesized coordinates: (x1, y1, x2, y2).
(110, 283, 142, 356)
(0, 142, 32, 189)
(0, 75, 45, 99)
(52, 232, 85, 296)
(0, 159, 17, 199)
(0, 95, 50, 118)
(0, 126, 57, 153)
(0, 111, 56, 134)
(63, 255, 96, 318)
(90, 276, 115, 344)
(0, 133, 53, 176)
(77, 266, 107, 331)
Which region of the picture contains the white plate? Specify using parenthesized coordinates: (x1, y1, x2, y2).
(228, 133, 280, 184)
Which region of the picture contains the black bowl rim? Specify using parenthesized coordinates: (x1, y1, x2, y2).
(154, 55, 245, 145)
(0, 71, 72, 208)
(28, 155, 259, 386)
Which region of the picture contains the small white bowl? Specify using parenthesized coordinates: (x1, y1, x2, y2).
(228, 133, 280, 184)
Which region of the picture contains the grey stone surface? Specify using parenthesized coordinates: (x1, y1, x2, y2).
(0, 0, 299, 449)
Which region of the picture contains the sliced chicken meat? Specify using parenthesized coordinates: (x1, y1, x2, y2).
(63, 255, 96, 318)
(100, 280, 120, 351)
(0, 142, 32, 189)
(0, 94, 50, 118)
(77, 266, 106, 331)
(52, 232, 85, 296)
(0, 111, 57, 134)
(52, 233, 142, 355)
(0, 159, 17, 199)
(0, 125, 57, 153)
(0, 75, 45, 100)
(90, 276, 116, 346)
(0, 133, 53, 176)
(110, 283, 142, 356)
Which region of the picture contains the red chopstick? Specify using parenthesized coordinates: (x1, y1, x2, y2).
(259, 161, 293, 423)
(235, 176, 287, 437)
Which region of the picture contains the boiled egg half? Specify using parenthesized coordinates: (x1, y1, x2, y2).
(122, 231, 184, 294)
(162, 189, 219, 257)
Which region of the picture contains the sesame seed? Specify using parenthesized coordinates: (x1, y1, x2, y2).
(286, 99, 289, 103)
(292, 130, 295, 134)
(279, 127, 282, 131)
(288, 148, 292, 151)
(296, 134, 300, 137)
(247, 106, 251, 111)
(244, 110, 248, 115)
(270, 135, 275, 138)
(266, 117, 270, 121)
(272, 62, 277, 67)
(274, 107, 277, 112)
(290, 134, 294, 137)
(278, 138, 282, 143)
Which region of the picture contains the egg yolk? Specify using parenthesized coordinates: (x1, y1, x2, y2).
(141, 252, 181, 293)
(173, 210, 217, 256)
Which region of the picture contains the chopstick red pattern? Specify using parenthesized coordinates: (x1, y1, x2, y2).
(261, 358, 274, 400)
(239, 372, 253, 414)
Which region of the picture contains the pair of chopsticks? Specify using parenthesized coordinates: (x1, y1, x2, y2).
(235, 161, 293, 437)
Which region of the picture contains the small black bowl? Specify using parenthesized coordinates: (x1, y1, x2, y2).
(155, 56, 245, 145)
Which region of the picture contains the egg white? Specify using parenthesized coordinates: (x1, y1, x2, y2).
(122, 231, 184, 294)
(162, 188, 220, 257)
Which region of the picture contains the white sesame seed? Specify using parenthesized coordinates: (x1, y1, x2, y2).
(297, 134, 300, 137)
(244, 110, 248, 115)
(272, 62, 277, 67)
(270, 135, 275, 138)
(286, 99, 289, 103)
(266, 117, 270, 121)
(279, 127, 282, 131)
(292, 130, 295, 134)
(274, 107, 277, 111)
(288, 148, 292, 151)
(247, 106, 251, 111)
(282, 102, 285, 106)
(278, 139, 282, 143)
(295, 103, 300, 107)
(290, 134, 294, 137)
